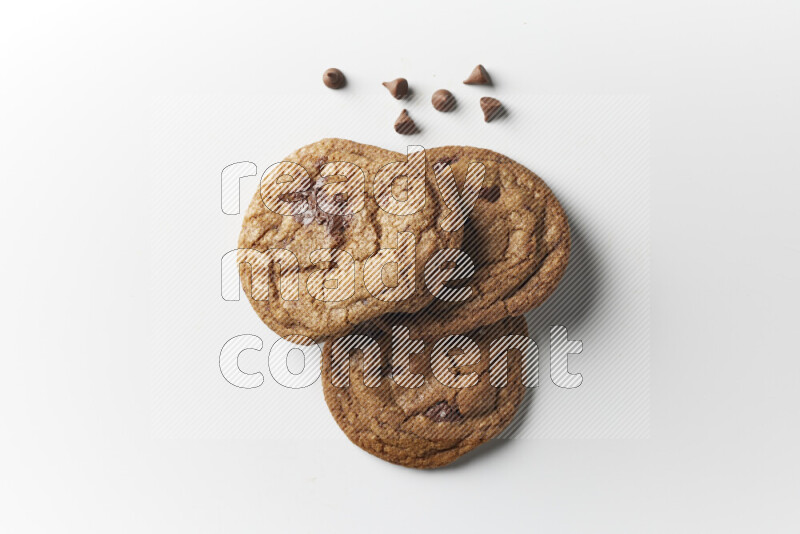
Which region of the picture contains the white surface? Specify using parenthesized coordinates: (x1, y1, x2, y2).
(2, 1, 799, 533)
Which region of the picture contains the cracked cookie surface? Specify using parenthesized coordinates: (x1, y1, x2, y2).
(322, 316, 529, 468)
(238, 139, 462, 344)
(378, 146, 570, 339)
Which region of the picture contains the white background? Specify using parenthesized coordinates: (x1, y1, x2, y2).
(2, 1, 799, 533)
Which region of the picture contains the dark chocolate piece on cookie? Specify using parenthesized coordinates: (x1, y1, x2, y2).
(423, 401, 463, 423)
(314, 155, 328, 173)
(478, 184, 501, 202)
(432, 155, 460, 173)
(287, 182, 352, 247)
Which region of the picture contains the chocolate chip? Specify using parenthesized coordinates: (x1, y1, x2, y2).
(431, 89, 455, 111)
(382, 78, 408, 99)
(323, 68, 346, 89)
(480, 97, 503, 122)
(479, 184, 501, 202)
(394, 109, 417, 135)
(463, 64, 491, 85)
(423, 401, 463, 423)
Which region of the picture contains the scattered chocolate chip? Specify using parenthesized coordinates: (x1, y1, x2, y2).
(480, 97, 503, 122)
(382, 77, 408, 99)
(463, 64, 491, 85)
(479, 184, 501, 202)
(394, 109, 417, 135)
(323, 212, 349, 241)
(323, 68, 346, 89)
(431, 89, 455, 111)
(423, 401, 463, 423)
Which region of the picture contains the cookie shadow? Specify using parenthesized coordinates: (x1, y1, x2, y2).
(429, 207, 604, 466)
(504, 209, 603, 441)
(525, 205, 603, 337)
(435, 386, 537, 470)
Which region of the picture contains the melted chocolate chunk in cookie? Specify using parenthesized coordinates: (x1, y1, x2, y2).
(287, 181, 353, 246)
(315, 155, 329, 173)
(423, 401, 463, 423)
(478, 184, 501, 202)
(432, 155, 460, 174)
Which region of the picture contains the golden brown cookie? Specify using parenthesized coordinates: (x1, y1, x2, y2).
(378, 146, 570, 339)
(237, 139, 462, 344)
(322, 316, 530, 468)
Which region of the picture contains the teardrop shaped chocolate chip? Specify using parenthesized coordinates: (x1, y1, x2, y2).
(394, 109, 417, 135)
(382, 77, 409, 99)
(463, 64, 491, 85)
(323, 68, 346, 89)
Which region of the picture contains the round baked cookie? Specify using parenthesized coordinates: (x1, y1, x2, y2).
(378, 146, 570, 339)
(322, 316, 529, 468)
(238, 139, 462, 344)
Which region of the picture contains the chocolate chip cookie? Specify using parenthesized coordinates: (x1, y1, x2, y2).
(238, 139, 462, 344)
(378, 146, 570, 340)
(322, 315, 529, 468)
